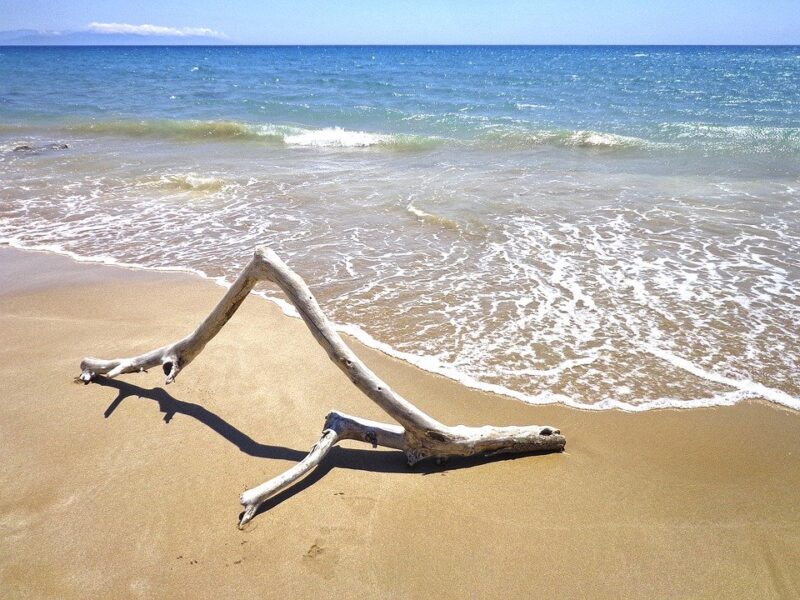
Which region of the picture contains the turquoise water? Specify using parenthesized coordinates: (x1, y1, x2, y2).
(1, 46, 798, 409)
(2, 46, 799, 156)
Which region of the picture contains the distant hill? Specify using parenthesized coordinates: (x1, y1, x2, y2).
(0, 29, 231, 46)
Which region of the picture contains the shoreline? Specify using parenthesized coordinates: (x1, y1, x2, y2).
(1, 245, 799, 598)
(3, 241, 794, 413)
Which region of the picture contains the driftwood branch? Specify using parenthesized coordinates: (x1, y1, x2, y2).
(80, 247, 565, 527)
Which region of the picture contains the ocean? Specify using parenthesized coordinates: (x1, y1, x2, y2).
(1, 45, 798, 410)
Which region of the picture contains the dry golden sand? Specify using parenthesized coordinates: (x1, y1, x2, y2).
(1, 247, 799, 599)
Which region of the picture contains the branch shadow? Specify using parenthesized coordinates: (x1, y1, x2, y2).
(98, 376, 307, 462)
(92, 377, 561, 524)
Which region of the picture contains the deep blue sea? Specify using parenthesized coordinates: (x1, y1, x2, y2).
(1, 46, 798, 409)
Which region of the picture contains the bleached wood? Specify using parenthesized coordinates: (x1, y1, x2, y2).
(80, 247, 565, 527)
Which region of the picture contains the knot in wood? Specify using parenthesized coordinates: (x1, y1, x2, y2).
(365, 431, 378, 448)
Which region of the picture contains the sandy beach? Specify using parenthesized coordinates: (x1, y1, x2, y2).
(1, 246, 798, 599)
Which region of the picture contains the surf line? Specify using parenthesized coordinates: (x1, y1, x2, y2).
(642, 343, 799, 410)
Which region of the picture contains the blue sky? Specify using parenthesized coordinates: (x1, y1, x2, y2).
(1, 0, 798, 44)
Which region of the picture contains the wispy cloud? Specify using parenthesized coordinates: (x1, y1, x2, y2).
(87, 22, 225, 38)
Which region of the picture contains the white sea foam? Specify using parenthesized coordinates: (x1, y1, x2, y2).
(249, 124, 437, 150)
(2, 130, 797, 413)
(59, 119, 436, 151)
(514, 103, 552, 110)
(2, 238, 796, 413)
(642, 344, 800, 410)
(659, 122, 800, 152)
(405, 203, 460, 229)
(567, 130, 645, 148)
(161, 172, 226, 191)
(0, 239, 215, 281)
(479, 127, 657, 150)
(3, 49, 799, 414)
(406, 203, 432, 218)
(282, 126, 391, 148)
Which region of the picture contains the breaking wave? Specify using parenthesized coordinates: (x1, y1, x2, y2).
(478, 127, 657, 150)
(48, 118, 800, 156)
(64, 119, 439, 151)
(159, 173, 227, 192)
(60, 118, 655, 152)
(659, 123, 800, 154)
(405, 203, 461, 230)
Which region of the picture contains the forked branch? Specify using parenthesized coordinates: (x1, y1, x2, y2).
(80, 247, 565, 527)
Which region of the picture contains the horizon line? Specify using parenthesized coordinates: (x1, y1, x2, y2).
(2, 43, 799, 47)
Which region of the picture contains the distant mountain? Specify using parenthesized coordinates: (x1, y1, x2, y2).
(0, 29, 231, 46)
(0, 29, 42, 43)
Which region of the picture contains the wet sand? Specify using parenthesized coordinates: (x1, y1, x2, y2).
(1, 247, 798, 599)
